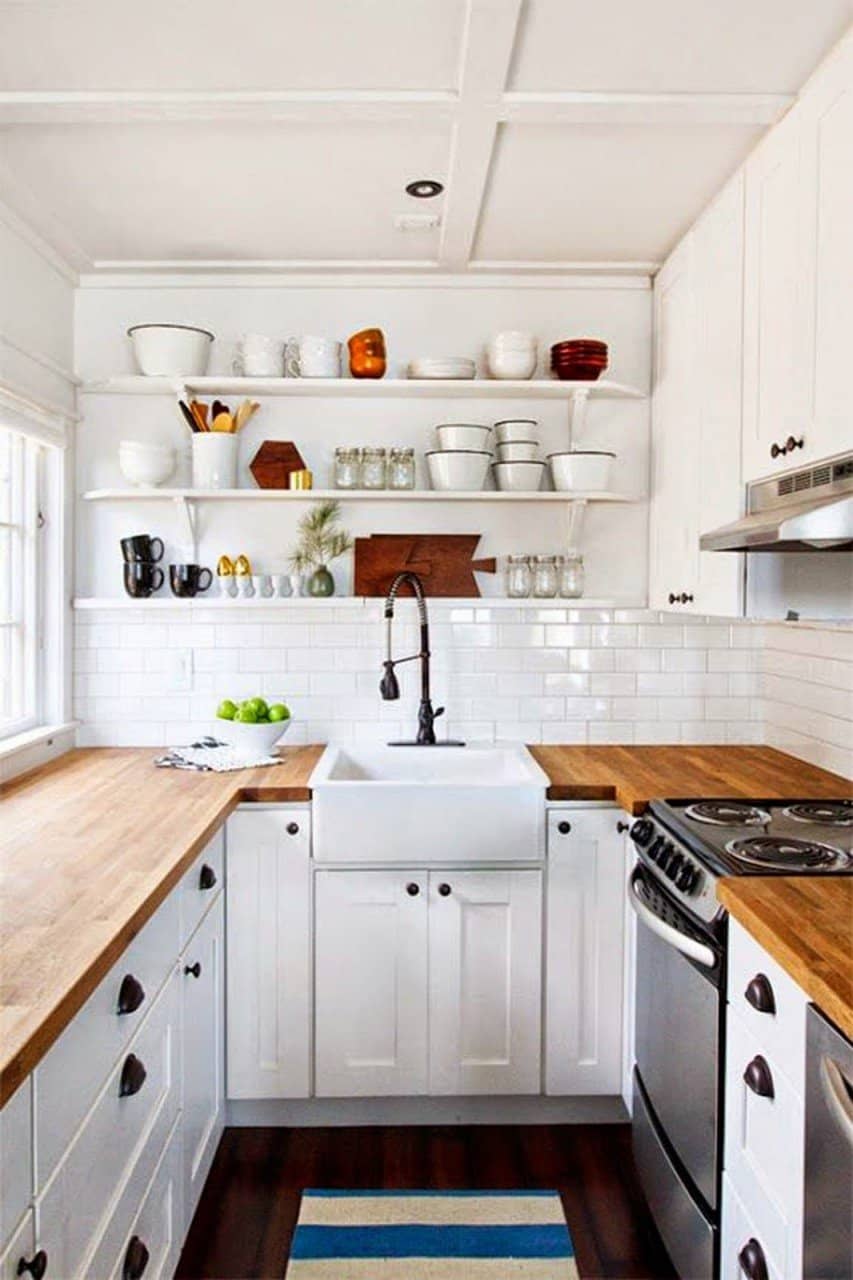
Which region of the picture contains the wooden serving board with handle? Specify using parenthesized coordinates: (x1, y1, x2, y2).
(354, 534, 497, 598)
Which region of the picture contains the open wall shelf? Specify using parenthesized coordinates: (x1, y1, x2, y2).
(82, 487, 639, 504)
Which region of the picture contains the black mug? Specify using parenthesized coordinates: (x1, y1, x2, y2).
(121, 534, 164, 564)
(123, 562, 164, 598)
(169, 564, 213, 597)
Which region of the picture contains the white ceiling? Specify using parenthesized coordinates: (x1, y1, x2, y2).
(0, 0, 849, 278)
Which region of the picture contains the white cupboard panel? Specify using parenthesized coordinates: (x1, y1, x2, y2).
(428, 870, 542, 1096)
(181, 894, 224, 1226)
(721, 1174, 784, 1280)
(0, 1211, 36, 1280)
(0, 1077, 31, 1251)
(727, 918, 808, 1097)
(108, 1119, 183, 1280)
(179, 829, 224, 951)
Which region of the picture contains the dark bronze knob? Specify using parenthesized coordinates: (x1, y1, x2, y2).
(668, 592, 679, 604)
(198, 863, 217, 890)
(119, 1053, 147, 1098)
(770, 441, 785, 459)
(16, 1251, 47, 1280)
(287, 822, 300, 835)
(117, 974, 145, 1016)
(184, 961, 202, 979)
(557, 820, 571, 835)
(737, 1237, 769, 1280)
(438, 883, 452, 897)
(406, 882, 420, 896)
(743, 1054, 774, 1099)
(744, 973, 776, 1015)
(123, 1236, 150, 1280)
(617, 821, 630, 833)
(785, 435, 804, 452)
(681, 593, 694, 603)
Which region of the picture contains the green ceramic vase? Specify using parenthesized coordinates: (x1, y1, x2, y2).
(308, 565, 335, 597)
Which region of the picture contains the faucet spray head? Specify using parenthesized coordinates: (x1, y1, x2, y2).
(380, 660, 400, 701)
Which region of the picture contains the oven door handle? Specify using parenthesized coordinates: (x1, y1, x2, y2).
(627, 870, 716, 969)
(820, 1055, 853, 1149)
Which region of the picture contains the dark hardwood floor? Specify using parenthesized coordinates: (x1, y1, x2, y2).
(177, 1124, 676, 1279)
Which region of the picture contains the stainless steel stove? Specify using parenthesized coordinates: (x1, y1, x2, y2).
(627, 796, 853, 1280)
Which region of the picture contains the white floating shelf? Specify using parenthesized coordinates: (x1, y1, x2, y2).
(82, 487, 639, 504)
(72, 596, 635, 611)
(80, 374, 645, 401)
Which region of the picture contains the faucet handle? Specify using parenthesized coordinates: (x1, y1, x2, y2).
(434, 707, 445, 719)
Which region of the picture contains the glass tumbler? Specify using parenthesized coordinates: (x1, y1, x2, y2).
(532, 554, 559, 598)
(505, 555, 532, 598)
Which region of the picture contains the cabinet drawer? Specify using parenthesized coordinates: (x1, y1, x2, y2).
(724, 1010, 804, 1259)
(36, 971, 180, 1280)
(728, 919, 807, 1096)
(721, 1174, 784, 1280)
(179, 829, 224, 950)
(0, 1078, 32, 1251)
(35, 890, 179, 1190)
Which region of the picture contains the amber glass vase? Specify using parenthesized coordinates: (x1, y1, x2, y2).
(348, 327, 387, 379)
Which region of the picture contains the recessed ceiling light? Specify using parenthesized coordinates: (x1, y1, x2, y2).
(405, 179, 444, 199)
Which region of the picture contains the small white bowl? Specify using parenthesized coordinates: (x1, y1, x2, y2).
(119, 441, 175, 487)
(214, 717, 291, 756)
(492, 460, 546, 492)
(127, 324, 214, 377)
(495, 441, 539, 462)
(548, 450, 615, 492)
(486, 350, 537, 380)
(426, 450, 491, 491)
(489, 330, 536, 349)
(435, 423, 492, 451)
(494, 419, 539, 445)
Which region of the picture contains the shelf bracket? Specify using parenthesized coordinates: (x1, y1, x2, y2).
(567, 387, 591, 447)
(173, 495, 199, 561)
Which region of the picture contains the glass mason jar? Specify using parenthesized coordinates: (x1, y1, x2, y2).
(388, 446, 415, 490)
(560, 551, 585, 598)
(334, 446, 361, 489)
(504, 554, 532, 598)
(360, 446, 387, 489)
(532, 554, 559, 598)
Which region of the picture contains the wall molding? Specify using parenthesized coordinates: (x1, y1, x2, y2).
(76, 267, 654, 289)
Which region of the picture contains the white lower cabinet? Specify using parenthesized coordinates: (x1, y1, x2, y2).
(181, 893, 224, 1226)
(226, 807, 312, 1099)
(315, 868, 542, 1098)
(721, 1174, 784, 1280)
(0, 1213, 37, 1280)
(108, 1119, 184, 1280)
(545, 808, 626, 1095)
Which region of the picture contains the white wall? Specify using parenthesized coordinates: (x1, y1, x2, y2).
(73, 280, 651, 602)
(759, 622, 853, 778)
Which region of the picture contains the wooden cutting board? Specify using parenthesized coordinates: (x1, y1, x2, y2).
(249, 440, 306, 488)
(354, 534, 497, 598)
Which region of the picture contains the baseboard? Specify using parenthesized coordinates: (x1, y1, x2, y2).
(225, 1095, 628, 1127)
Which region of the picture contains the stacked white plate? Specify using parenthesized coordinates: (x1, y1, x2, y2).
(407, 357, 476, 380)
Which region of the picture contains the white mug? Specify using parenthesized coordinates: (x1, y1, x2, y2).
(233, 333, 284, 377)
(271, 573, 291, 598)
(285, 336, 342, 378)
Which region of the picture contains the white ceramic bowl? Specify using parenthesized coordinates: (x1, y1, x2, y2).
(214, 716, 291, 756)
(495, 441, 539, 462)
(493, 419, 539, 445)
(127, 324, 214, 377)
(489, 330, 536, 350)
(426, 450, 491, 491)
(492, 461, 546, 492)
(435, 423, 492, 451)
(119, 441, 176, 487)
(548, 450, 615, 491)
(408, 358, 476, 380)
(486, 349, 537, 380)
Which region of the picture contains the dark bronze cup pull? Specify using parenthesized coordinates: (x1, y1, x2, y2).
(17, 1251, 48, 1280)
(743, 1054, 774, 1099)
(617, 821, 630, 833)
(119, 1053, 147, 1098)
(117, 974, 145, 1016)
(738, 1237, 769, 1280)
(744, 973, 776, 1016)
(406, 882, 420, 896)
(198, 863, 217, 890)
(123, 1236, 150, 1280)
(184, 961, 202, 979)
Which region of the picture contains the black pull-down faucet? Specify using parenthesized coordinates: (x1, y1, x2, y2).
(380, 571, 464, 746)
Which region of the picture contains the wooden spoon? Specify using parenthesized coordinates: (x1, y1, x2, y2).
(211, 411, 234, 433)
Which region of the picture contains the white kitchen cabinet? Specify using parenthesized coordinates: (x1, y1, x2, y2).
(0, 1213, 37, 1280)
(721, 1174, 784, 1280)
(226, 807, 311, 1099)
(545, 809, 626, 1095)
(181, 892, 224, 1227)
(315, 869, 429, 1097)
(0, 1078, 31, 1252)
(428, 870, 542, 1096)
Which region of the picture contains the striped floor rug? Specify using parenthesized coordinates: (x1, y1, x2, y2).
(285, 1190, 579, 1278)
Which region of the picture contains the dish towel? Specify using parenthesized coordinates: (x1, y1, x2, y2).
(286, 1190, 579, 1279)
(154, 736, 281, 772)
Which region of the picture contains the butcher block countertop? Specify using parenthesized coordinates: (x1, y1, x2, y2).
(1, 743, 850, 1106)
(719, 878, 853, 1041)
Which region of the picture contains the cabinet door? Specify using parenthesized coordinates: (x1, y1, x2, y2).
(226, 808, 311, 1099)
(649, 238, 698, 609)
(545, 809, 625, 1095)
(181, 893, 224, 1227)
(315, 870, 428, 1097)
(428, 870, 542, 1095)
(799, 32, 853, 467)
(742, 108, 806, 483)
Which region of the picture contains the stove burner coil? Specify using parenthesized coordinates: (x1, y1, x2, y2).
(724, 835, 850, 870)
(782, 801, 853, 827)
(685, 801, 771, 827)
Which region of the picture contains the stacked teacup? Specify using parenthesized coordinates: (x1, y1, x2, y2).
(485, 331, 538, 381)
(285, 336, 342, 378)
(233, 333, 284, 376)
(492, 419, 546, 491)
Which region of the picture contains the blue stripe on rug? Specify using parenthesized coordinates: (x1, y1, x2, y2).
(290, 1224, 573, 1260)
(301, 1189, 561, 1199)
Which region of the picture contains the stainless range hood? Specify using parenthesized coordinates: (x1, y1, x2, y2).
(700, 451, 853, 552)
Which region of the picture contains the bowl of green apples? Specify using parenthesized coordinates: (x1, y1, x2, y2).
(215, 695, 291, 755)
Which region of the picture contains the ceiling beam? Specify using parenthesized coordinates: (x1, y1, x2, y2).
(501, 91, 793, 127)
(436, 0, 524, 271)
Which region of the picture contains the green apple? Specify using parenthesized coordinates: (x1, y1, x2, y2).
(234, 704, 258, 724)
(246, 696, 269, 719)
(268, 703, 290, 722)
(216, 699, 238, 721)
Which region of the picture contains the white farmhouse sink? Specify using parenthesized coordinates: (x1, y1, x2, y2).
(310, 743, 548, 863)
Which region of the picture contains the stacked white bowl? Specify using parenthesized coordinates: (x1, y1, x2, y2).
(492, 419, 546, 491)
(485, 331, 537, 380)
(426, 423, 493, 491)
(119, 439, 176, 488)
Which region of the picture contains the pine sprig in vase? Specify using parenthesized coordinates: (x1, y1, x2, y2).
(289, 499, 353, 597)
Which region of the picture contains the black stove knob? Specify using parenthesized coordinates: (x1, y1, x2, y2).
(648, 836, 665, 863)
(657, 841, 675, 871)
(677, 863, 699, 893)
(665, 851, 684, 880)
(630, 819, 653, 847)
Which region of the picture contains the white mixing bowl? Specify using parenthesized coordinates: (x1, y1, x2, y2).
(128, 324, 214, 376)
(548, 450, 615, 492)
(426, 450, 492, 491)
(119, 441, 176, 487)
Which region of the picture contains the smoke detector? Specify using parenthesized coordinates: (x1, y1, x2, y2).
(394, 213, 441, 231)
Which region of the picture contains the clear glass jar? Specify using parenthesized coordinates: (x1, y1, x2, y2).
(560, 551, 585, 598)
(334, 446, 361, 489)
(388, 447, 415, 490)
(504, 554, 532, 598)
(532, 554, 559, 598)
(360, 446, 387, 489)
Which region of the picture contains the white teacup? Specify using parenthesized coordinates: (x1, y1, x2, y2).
(234, 333, 284, 377)
(285, 336, 342, 378)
